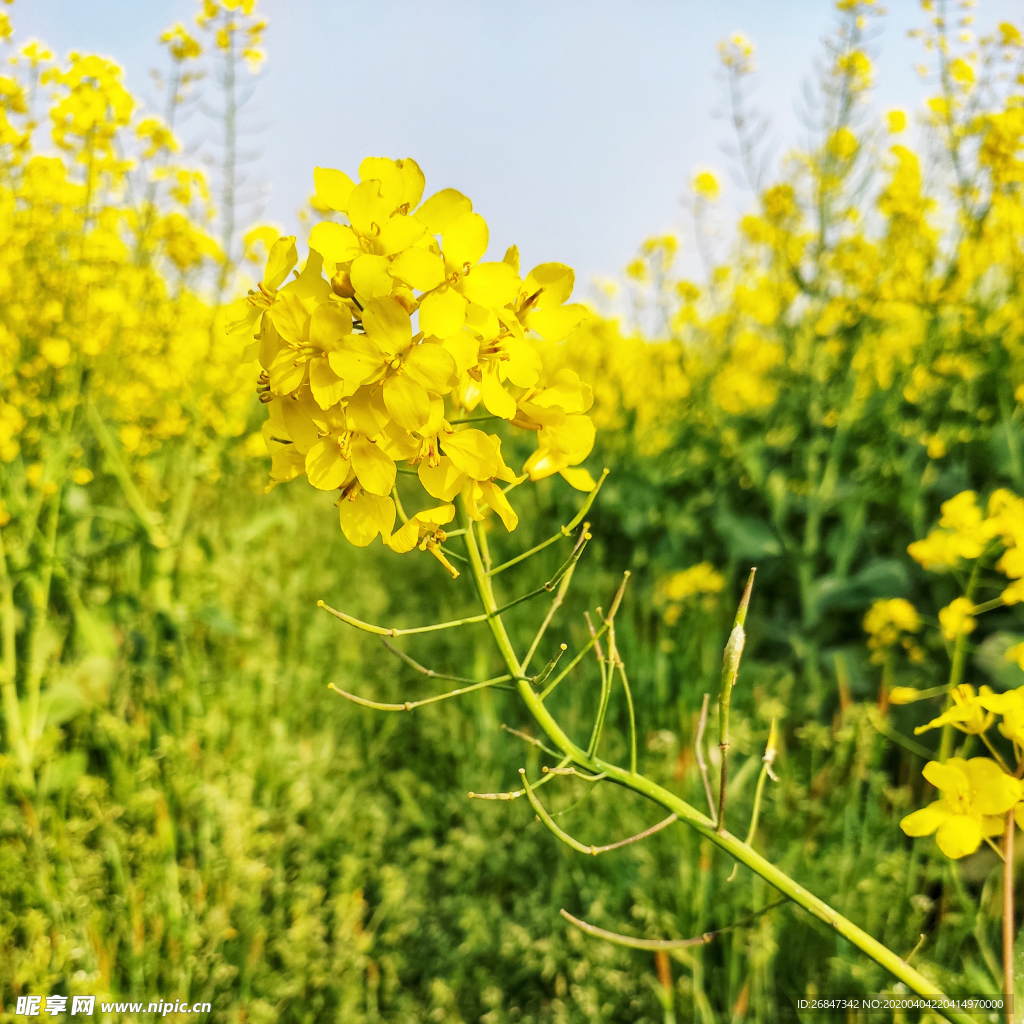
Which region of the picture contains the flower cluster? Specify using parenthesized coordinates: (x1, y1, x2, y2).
(863, 598, 922, 664)
(654, 562, 725, 625)
(233, 158, 596, 569)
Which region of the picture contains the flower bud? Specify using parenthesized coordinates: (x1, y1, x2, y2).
(331, 270, 355, 298)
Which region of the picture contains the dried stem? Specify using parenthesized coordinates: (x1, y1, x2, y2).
(521, 769, 675, 855)
(695, 693, 717, 826)
(560, 898, 789, 951)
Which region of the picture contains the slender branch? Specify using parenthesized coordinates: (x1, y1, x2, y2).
(608, 624, 637, 775)
(523, 563, 575, 672)
(539, 621, 610, 700)
(468, 757, 569, 801)
(728, 719, 778, 883)
(866, 707, 935, 760)
(1005, 809, 1016, 1024)
(502, 723, 562, 760)
(317, 581, 548, 637)
(380, 637, 486, 684)
(587, 813, 678, 854)
(560, 898, 789, 951)
(328, 674, 512, 712)
(487, 469, 608, 577)
(534, 644, 568, 686)
(542, 765, 608, 782)
(719, 568, 756, 833)
(522, 769, 672, 855)
(695, 693, 717, 825)
(586, 610, 612, 758)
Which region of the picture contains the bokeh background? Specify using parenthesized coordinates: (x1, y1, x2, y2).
(5, 1, 1024, 1022)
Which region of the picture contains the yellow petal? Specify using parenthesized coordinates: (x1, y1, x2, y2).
(502, 336, 542, 388)
(922, 759, 971, 799)
(403, 343, 458, 394)
(531, 369, 591, 412)
(386, 518, 421, 553)
(398, 158, 425, 208)
(417, 504, 456, 526)
(383, 374, 431, 431)
(377, 422, 421, 460)
(346, 385, 390, 438)
(481, 367, 517, 420)
(416, 188, 472, 234)
(968, 761, 1022, 815)
(389, 247, 446, 291)
(314, 167, 356, 212)
(503, 244, 520, 274)
(350, 254, 393, 300)
(268, 293, 310, 345)
(522, 445, 567, 481)
(559, 466, 596, 492)
(280, 250, 332, 306)
(982, 815, 1008, 837)
(348, 179, 394, 237)
(362, 296, 412, 357)
(278, 392, 321, 453)
(308, 221, 363, 264)
(935, 814, 983, 858)
(465, 301, 500, 342)
(478, 480, 518, 532)
(442, 330, 480, 374)
(419, 456, 465, 502)
(443, 211, 488, 269)
(309, 357, 350, 410)
(378, 214, 426, 256)
(351, 436, 396, 496)
(268, 346, 307, 396)
(264, 235, 298, 291)
(309, 302, 353, 349)
(339, 492, 395, 547)
(523, 262, 575, 308)
(419, 287, 467, 337)
(900, 800, 952, 836)
(305, 438, 350, 490)
(460, 262, 521, 307)
(358, 157, 406, 209)
(524, 303, 589, 342)
(539, 414, 595, 462)
(327, 334, 386, 385)
(443, 428, 499, 480)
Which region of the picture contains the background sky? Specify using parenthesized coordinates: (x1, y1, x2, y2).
(12, 0, 1023, 289)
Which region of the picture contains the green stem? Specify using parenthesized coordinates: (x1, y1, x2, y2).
(453, 503, 970, 1024)
(719, 569, 755, 833)
(939, 562, 981, 762)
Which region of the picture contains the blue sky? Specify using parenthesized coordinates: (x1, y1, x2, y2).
(12, 0, 1023, 288)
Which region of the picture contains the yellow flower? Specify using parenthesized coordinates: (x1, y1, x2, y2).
(691, 169, 720, 202)
(886, 108, 907, 134)
(938, 597, 977, 641)
(863, 598, 921, 650)
(160, 22, 202, 62)
(913, 684, 994, 736)
(901, 758, 1021, 859)
(386, 504, 459, 578)
(978, 688, 1024, 747)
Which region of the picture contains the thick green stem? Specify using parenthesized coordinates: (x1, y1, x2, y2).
(454, 502, 970, 1023)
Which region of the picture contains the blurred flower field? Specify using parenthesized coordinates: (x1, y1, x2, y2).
(6, 0, 1024, 1020)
